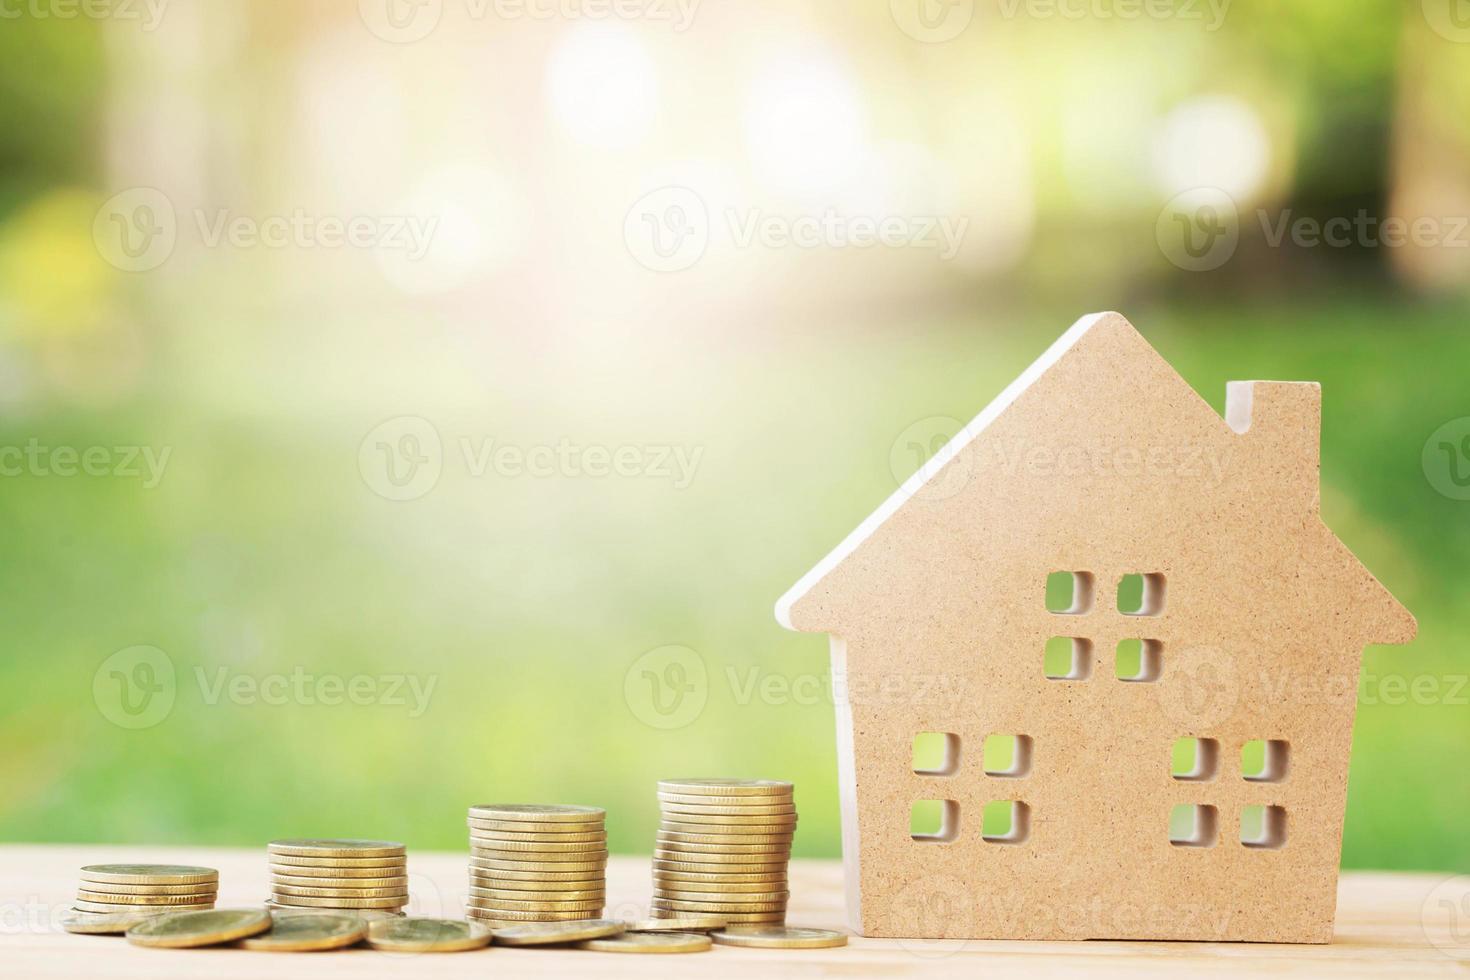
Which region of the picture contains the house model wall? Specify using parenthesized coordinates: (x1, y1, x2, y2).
(775, 312, 1415, 943)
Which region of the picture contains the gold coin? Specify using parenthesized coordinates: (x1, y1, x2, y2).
(467, 896, 603, 912)
(655, 880, 789, 895)
(655, 889, 790, 903)
(685, 911, 786, 924)
(470, 848, 608, 864)
(469, 862, 606, 880)
(269, 862, 407, 879)
(466, 907, 600, 922)
(658, 795, 796, 813)
(658, 829, 794, 845)
(468, 874, 604, 891)
(269, 853, 406, 869)
(660, 811, 798, 827)
(466, 836, 606, 853)
(580, 931, 712, 953)
(366, 917, 492, 952)
(469, 886, 606, 902)
(272, 874, 408, 890)
(269, 894, 406, 909)
(652, 851, 789, 866)
(626, 916, 727, 932)
(75, 899, 214, 914)
(660, 821, 796, 836)
(267, 839, 404, 858)
(238, 912, 367, 952)
(653, 898, 787, 913)
(470, 834, 608, 846)
(467, 804, 605, 823)
(654, 870, 788, 885)
(655, 840, 791, 856)
(61, 909, 168, 934)
(272, 884, 411, 900)
(265, 903, 404, 922)
(76, 890, 218, 906)
(76, 880, 220, 896)
(657, 779, 793, 797)
(467, 818, 604, 834)
(126, 908, 273, 948)
(710, 926, 847, 949)
(80, 864, 218, 886)
(489, 918, 624, 946)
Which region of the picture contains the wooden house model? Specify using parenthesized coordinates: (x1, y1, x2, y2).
(775, 312, 1415, 942)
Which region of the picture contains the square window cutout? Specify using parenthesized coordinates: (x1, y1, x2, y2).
(1171, 737, 1219, 781)
(1115, 639, 1163, 682)
(1044, 636, 1093, 680)
(1118, 573, 1167, 616)
(1046, 571, 1095, 614)
(911, 800, 959, 843)
(983, 734, 1033, 777)
(1168, 804, 1218, 847)
(980, 800, 1030, 844)
(912, 732, 961, 776)
(1241, 805, 1288, 849)
(1241, 740, 1289, 782)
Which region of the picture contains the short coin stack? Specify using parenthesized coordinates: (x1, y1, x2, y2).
(70, 864, 218, 925)
(652, 779, 795, 926)
(464, 804, 608, 925)
(266, 839, 407, 916)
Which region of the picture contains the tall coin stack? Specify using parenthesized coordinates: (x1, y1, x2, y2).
(72, 864, 218, 920)
(652, 779, 795, 926)
(464, 804, 608, 925)
(266, 839, 408, 916)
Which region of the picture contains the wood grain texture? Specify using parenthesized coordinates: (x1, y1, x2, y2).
(3, 847, 1467, 977)
(777, 312, 1417, 941)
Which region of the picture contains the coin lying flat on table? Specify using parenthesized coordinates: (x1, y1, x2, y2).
(468, 804, 606, 823)
(365, 918, 493, 952)
(657, 779, 794, 797)
(269, 854, 406, 868)
(238, 912, 367, 952)
(265, 903, 404, 922)
(580, 931, 712, 953)
(467, 908, 601, 923)
(80, 865, 219, 886)
(272, 874, 409, 889)
(710, 926, 847, 949)
(127, 909, 273, 948)
(626, 916, 727, 933)
(62, 910, 169, 934)
(490, 919, 624, 946)
(468, 819, 605, 834)
(269, 863, 408, 879)
(79, 880, 220, 896)
(76, 890, 218, 906)
(267, 840, 405, 859)
(269, 894, 407, 910)
(75, 899, 214, 914)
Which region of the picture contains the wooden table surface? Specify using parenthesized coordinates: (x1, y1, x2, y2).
(4, 845, 1467, 977)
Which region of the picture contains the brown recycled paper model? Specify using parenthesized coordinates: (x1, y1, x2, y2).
(775, 311, 1415, 943)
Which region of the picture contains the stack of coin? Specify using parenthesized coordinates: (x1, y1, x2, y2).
(652, 779, 794, 927)
(71, 865, 218, 924)
(464, 804, 607, 925)
(266, 839, 407, 916)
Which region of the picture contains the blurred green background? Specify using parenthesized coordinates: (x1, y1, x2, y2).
(0, 1, 1466, 873)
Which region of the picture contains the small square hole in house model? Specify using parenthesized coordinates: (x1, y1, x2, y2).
(981, 800, 1030, 844)
(1169, 804, 1218, 847)
(1115, 638, 1163, 681)
(982, 734, 1033, 777)
(1171, 738, 1220, 781)
(1044, 636, 1092, 680)
(1241, 740, 1290, 782)
(911, 800, 959, 843)
(1117, 573, 1166, 616)
(1045, 571, 1094, 614)
(912, 732, 960, 776)
(1241, 805, 1288, 848)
